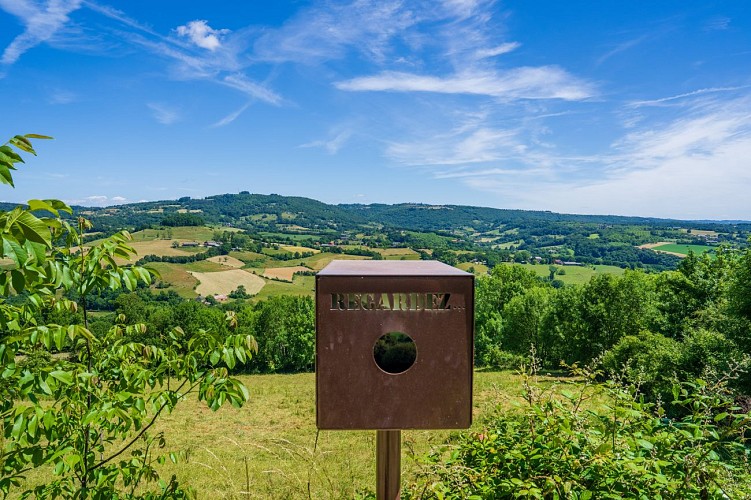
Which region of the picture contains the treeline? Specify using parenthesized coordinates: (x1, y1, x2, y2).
(161, 213, 205, 227)
(135, 245, 227, 265)
(64, 290, 315, 374)
(475, 247, 751, 407)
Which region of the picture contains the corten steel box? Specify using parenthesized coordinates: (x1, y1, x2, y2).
(316, 260, 474, 430)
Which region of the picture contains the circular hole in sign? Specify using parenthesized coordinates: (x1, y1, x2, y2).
(373, 332, 417, 374)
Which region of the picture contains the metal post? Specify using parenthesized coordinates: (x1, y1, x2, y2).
(376, 430, 401, 500)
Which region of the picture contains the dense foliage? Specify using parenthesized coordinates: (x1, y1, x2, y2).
(475, 250, 751, 404)
(0, 136, 256, 497)
(407, 366, 751, 499)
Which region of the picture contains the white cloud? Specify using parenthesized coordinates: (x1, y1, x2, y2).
(147, 102, 180, 125)
(1, 0, 83, 65)
(336, 67, 595, 100)
(424, 95, 751, 219)
(175, 20, 229, 51)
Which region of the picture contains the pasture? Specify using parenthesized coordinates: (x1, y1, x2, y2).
(457, 262, 490, 274)
(146, 262, 198, 298)
(506, 262, 625, 285)
(189, 269, 266, 297)
(650, 243, 715, 256)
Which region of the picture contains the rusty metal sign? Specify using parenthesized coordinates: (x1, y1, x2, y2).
(316, 260, 474, 430)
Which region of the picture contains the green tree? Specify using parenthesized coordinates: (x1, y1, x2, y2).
(0, 135, 257, 497)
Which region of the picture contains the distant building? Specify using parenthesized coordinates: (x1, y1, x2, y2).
(562, 261, 583, 266)
(181, 241, 199, 247)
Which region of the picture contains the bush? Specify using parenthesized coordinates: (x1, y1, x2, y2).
(407, 367, 751, 499)
(602, 331, 682, 405)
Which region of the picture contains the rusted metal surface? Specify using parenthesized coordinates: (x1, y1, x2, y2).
(316, 260, 474, 430)
(376, 430, 401, 500)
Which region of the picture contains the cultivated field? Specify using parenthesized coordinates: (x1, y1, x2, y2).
(281, 245, 320, 254)
(189, 269, 266, 297)
(262, 266, 310, 281)
(207, 255, 246, 268)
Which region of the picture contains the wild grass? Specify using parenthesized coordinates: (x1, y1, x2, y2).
(7, 370, 598, 498)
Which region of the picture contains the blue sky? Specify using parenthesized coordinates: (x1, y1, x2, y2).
(1, 1, 749, 220)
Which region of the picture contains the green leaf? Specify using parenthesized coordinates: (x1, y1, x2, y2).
(0, 164, 14, 186)
(49, 370, 73, 385)
(636, 438, 653, 450)
(3, 235, 28, 265)
(14, 211, 52, 246)
(10, 269, 25, 293)
(10, 135, 35, 154)
(24, 134, 53, 140)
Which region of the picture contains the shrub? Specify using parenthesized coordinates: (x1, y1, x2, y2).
(602, 330, 682, 405)
(407, 366, 751, 499)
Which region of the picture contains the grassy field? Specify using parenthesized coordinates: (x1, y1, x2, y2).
(190, 269, 266, 297)
(147, 262, 198, 298)
(651, 243, 715, 256)
(16, 371, 577, 498)
(506, 263, 625, 285)
(250, 274, 315, 301)
(301, 253, 370, 271)
(456, 262, 490, 274)
(376, 248, 420, 260)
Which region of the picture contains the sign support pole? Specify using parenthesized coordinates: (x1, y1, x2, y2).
(376, 430, 401, 500)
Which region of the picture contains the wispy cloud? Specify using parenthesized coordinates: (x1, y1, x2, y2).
(221, 74, 282, 105)
(299, 128, 353, 154)
(628, 86, 749, 108)
(596, 35, 647, 65)
(704, 16, 730, 31)
(400, 92, 751, 218)
(48, 88, 76, 104)
(1, 0, 83, 65)
(253, 0, 416, 64)
(147, 102, 181, 125)
(336, 67, 594, 100)
(211, 102, 251, 128)
(475, 42, 520, 59)
(175, 20, 229, 51)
